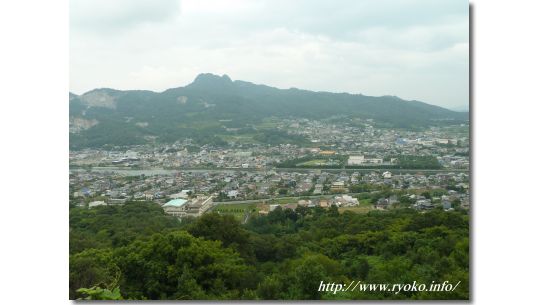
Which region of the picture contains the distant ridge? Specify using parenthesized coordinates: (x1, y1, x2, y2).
(69, 73, 468, 149)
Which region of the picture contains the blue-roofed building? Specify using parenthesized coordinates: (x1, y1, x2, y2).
(395, 138, 407, 145)
(163, 198, 188, 208)
(162, 199, 188, 217)
(162, 196, 213, 218)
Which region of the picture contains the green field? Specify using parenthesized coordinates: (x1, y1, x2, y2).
(212, 203, 258, 220)
(218, 133, 259, 144)
(338, 199, 374, 214)
(214, 197, 376, 216)
(254, 118, 281, 129)
(264, 197, 302, 205)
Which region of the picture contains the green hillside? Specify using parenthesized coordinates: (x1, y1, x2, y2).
(69, 73, 468, 149)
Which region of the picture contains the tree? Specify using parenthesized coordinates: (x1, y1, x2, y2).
(173, 266, 206, 299)
(295, 205, 309, 217)
(328, 205, 339, 217)
(114, 231, 253, 299)
(69, 248, 119, 299)
(292, 259, 327, 299)
(187, 213, 250, 248)
(257, 274, 284, 299)
(70, 195, 469, 300)
(76, 286, 122, 300)
(348, 258, 370, 280)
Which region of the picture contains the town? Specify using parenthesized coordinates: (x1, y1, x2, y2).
(70, 117, 469, 221)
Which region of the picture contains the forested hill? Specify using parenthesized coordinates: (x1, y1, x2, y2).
(69, 73, 468, 149)
(69, 202, 469, 300)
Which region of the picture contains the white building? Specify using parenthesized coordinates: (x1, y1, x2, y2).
(348, 155, 365, 165)
(162, 198, 188, 217)
(169, 190, 191, 199)
(334, 195, 359, 207)
(227, 190, 239, 199)
(88, 201, 106, 208)
(163, 196, 213, 218)
(364, 158, 383, 164)
(382, 171, 392, 179)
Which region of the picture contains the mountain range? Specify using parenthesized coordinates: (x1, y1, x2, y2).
(69, 73, 468, 149)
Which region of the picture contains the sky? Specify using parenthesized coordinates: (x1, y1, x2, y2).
(70, 0, 469, 109)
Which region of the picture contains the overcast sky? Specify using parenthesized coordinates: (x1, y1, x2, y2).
(70, 0, 469, 109)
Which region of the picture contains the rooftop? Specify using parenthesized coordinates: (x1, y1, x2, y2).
(163, 198, 188, 207)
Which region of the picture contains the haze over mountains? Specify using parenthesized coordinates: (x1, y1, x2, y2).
(69, 73, 468, 149)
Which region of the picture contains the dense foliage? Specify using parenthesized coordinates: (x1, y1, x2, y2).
(69, 202, 184, 254)
(70, 203, 469, 300)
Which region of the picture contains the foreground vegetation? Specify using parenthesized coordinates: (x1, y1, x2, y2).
(70, 202, 469, 300)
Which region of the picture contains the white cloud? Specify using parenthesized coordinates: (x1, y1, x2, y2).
(70, 0, 469, 109)
(70, 0, 180, 31)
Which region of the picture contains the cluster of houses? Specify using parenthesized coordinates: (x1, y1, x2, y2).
(374, 190, 469, 211)
(70, 118, 469, 172)
(71, 167, 469, 210)
(259, 194, 360, 215)
(375, 196, 400, 209)
(70, 117, 469, 220)
(86, 186, 214, 219)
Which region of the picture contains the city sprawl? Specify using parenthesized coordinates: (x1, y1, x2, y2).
(70, 117, 469, 220)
